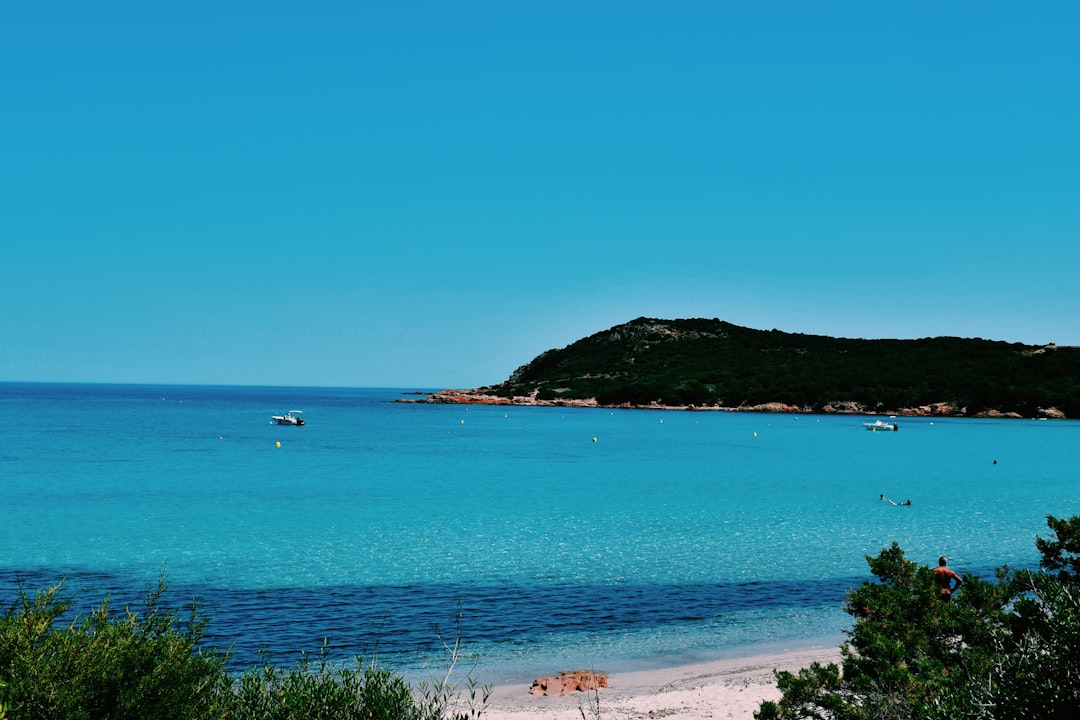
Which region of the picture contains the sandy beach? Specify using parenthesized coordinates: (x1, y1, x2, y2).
(475, 645, 843, 720)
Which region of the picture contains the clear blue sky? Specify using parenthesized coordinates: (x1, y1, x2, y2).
(3, 2, 1077, 388)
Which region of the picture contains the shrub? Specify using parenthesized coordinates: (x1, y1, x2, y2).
(756, 515, 1080, 719)
(0, 577, 490, 720)
(228, 649, 419, 720)
(0, 575, 229, 720)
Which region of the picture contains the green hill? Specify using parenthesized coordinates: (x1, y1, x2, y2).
(446, 317, 1080, 417)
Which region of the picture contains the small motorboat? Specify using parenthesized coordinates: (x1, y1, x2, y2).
(863, 419, 897, 432)
(272, 410, 305, 426)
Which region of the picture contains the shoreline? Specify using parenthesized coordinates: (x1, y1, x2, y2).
(402, 389, 1066, 419)
(473, 644, 843, 720)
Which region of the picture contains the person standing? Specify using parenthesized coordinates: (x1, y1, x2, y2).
(932, 556, 962, 601)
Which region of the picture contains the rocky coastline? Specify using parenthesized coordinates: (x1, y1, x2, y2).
(402, 388, 1067, 419)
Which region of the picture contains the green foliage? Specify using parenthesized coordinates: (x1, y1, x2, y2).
(416, 675, 492, 720)
(497, 317, 1079, 416)
(0, 575, 230, 720)
(0, 578, 490, 720)
(230, 650, 420, 720)
(1034, 514, 1080, 581)
(755, 515, 1080, 719)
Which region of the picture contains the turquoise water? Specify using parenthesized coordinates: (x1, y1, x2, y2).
(2, 383, 1078, 683)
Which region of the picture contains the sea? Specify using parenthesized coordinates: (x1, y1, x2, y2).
(2, 383, 1078, 685)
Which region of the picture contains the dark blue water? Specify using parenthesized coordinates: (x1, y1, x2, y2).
(2, 383, 1076, 682)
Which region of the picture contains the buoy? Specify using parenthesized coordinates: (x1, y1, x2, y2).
(592, 437, 598, 443)
(275, 441, 281, 448)
(460, 419, 465, 424)
(659, 418, 663, 424)
(753, 432, 757, 437)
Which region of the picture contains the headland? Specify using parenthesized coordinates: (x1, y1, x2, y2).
(403, 317, 1077, 419)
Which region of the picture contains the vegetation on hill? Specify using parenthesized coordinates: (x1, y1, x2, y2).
(755, 514, 1080, 719)
(483, 317, 1079, 417)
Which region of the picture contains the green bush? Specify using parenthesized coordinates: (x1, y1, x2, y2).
(0, 577, 489, 720)
(0, 575, 229, 720)
(230, 650, 420, 720)
(756, 515, 1080, 719)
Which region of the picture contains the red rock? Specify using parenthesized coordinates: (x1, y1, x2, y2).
(528, 670, 609, 696)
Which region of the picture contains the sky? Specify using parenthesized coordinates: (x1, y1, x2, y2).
(2, 2, 1078, 389)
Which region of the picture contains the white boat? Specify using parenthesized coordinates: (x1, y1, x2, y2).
(272, 410, 305, 426)
(863, 419, 897, 432)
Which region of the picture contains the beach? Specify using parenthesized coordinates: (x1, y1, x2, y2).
(476, 646, 843, 720)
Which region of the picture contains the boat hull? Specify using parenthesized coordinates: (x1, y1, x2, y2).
(863, 421, 897, 431)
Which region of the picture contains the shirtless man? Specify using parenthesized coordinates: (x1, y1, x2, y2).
(932, 556, 962, 601)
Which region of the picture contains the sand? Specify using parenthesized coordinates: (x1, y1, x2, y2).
(473, 645, 843, 720)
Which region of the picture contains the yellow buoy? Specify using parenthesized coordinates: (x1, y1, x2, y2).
(753, 432, 757, 438)
(592, 437, 598, 443)
(275, 441, 281, 448)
